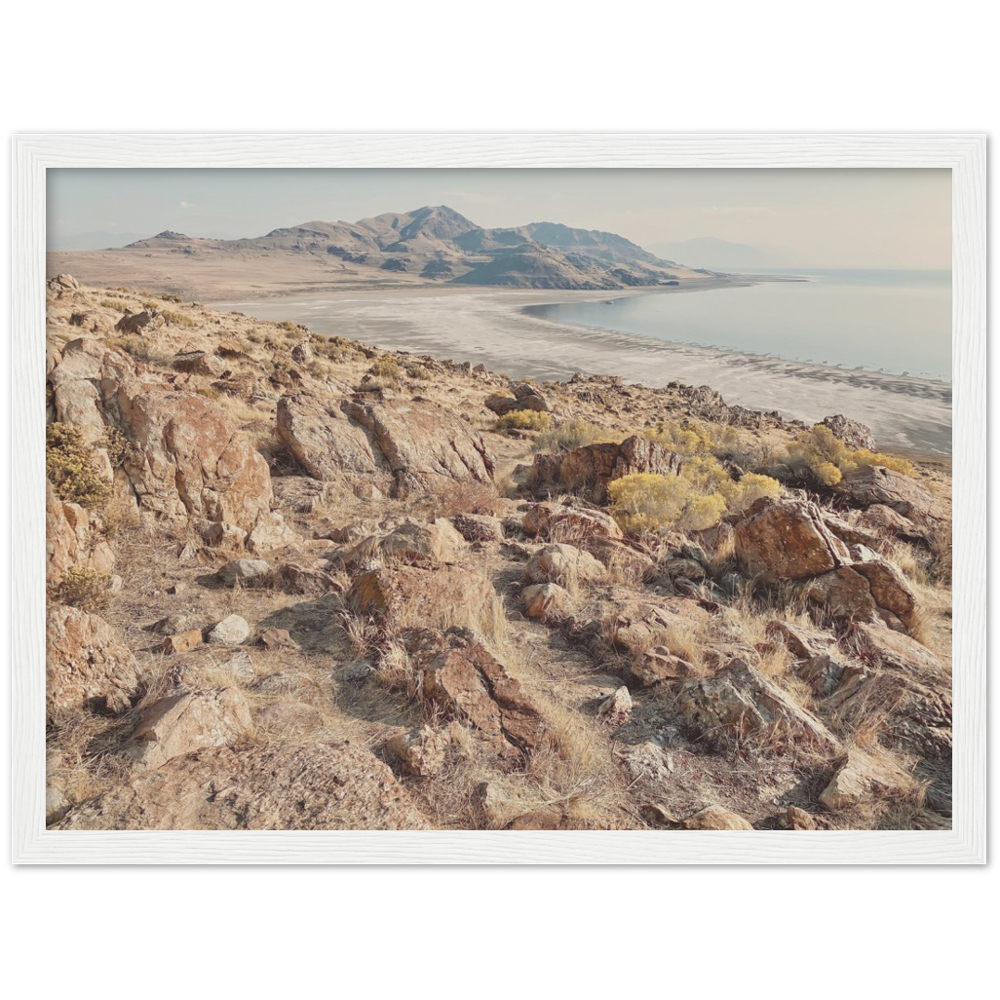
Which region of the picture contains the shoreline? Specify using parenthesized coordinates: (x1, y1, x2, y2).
(207, 284, 953, 457)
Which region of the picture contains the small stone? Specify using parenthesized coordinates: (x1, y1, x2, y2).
(682, 805, 754, 831)
(109, 575, 124, 593)
(218, 559, 272, 586)
(786, 806, 820, 831)
(206, 614, 250, 645)
(162, 629, 204, 655)
(386, 725, 450, 778)
(597, 686, 633, 718)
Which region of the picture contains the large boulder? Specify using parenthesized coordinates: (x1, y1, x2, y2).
(46, 480, 115, 587)
(54, 741, 430, 830)
(677, 660, 839, 750)
(798, 556, 920, 631)
(116, 384, 272, 533)
(277, 392, 495, 495)
(125, 688, 252, 769)
(524, 543, 606, 589)
(734, 499, 850, 583)
(341, 519, 465, 569)
(833, 466, 943, 523)
(46, 604, 141, 717)
(528, 435, 681, 503)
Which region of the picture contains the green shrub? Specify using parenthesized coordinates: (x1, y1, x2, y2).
(52, 568, 111, 612)
(493, 410, 553, 433)
(533, 418, 621, 453)
(784, 425, 913, 485)
(368, 356, 404, 380)
(46, 424, 110, 509)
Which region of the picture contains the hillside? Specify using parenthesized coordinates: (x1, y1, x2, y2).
(47, 206, 720, 299)
(44, 274, 952, 832)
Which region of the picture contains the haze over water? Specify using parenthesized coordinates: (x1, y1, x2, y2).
(527, 270, 952, 381)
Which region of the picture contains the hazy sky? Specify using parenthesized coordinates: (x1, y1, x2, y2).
(47, 168, 951, 268)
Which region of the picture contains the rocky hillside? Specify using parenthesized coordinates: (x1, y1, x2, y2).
(44, 274, 953, 831)
(47, 206, 720, 297)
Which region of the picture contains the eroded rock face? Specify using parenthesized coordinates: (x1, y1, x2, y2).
(818, 415, 876, 451)
(734, 499, 850, 583)
(529, 435, 681, 503)
(46, 480, 115, 587)
(677, 660, 839, 750)
(46, 604, 141, 717)
(125, 688, 252, 769)
(54, 742, 430, 830)
(117, 385, 272, 533)
(277, 392, 495, 495)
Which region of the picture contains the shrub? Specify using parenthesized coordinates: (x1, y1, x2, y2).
(533, 418, 621, 453)
(784, 425, 913, 485)
(368, 356, 404, 380)
(46, 424, 110, 509)
(101, 427, 130, 470)
(404, 361, 431, 380)
(493, 410, 552, 433)
(160, 309, 196, 328)
(52, 568, 111, 612)
(311, 335, 358, 362)
(723, 471, 783, 512)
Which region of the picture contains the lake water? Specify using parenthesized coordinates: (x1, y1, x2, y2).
(525, 270, 952, 381)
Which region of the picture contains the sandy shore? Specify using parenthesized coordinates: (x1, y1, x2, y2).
(207, 285, 952, 456)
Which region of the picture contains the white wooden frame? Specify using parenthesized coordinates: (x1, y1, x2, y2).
(12, 134, 987, 864)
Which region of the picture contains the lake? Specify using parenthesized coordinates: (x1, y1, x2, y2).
(524, 270, 952, 381)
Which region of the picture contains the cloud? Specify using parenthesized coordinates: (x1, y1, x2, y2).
(179, 200, 196, 209)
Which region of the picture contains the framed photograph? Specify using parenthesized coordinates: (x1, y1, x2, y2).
(12, 133, 986, 863)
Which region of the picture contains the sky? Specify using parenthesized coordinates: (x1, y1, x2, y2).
(47, 168, 951, 268)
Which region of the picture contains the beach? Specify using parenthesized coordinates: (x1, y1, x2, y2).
(209, 285, 953, 456)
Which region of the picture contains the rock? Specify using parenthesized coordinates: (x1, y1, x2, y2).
(273, 562, 342, 595)
(206, 614, 250, 645)
(818, 415, 876, 451)
(116, 384, 272, 532)
(484, 394, 519, 416)
(200, 520, 248, 549)
(585, 538, 655, 582)
(253, 672, 317, 698)
(850, 556, 919, 629)
(259, 627, 296, 651)
(291, 342, 313, 364)
(150, 612, 200, 635)
(55, 741, 429, 830)
(833, 465, 943, 523)
(347, 565, 497, 631)
(410, 630, 549, 759)
(852, 622, 942, 673)
(798, 556, 919, 632)
(524, 543, 606, 588)
(245, 514, 299, 553)
(386, 725, 451, 777)
(173, 351, 226, 377)
(218, 558, 272, 586)
(605, 596, 709, 659)
(523, 501, 624, 542)
(277, 392, 495, 495)
(258, 701, 324, 736)
(766, 620, 863, 696)
(663, 557, 706, 582)
(522, 582, 572, 620)
(786, 806, 820, 830)
(162, 629, 204, 655)
(46, 604, 141, 718)
(46, 480, 115, 586)
(452, 512, 504, 543)
(528, 435, 681, 504)
(597, 686, 633, 718)
(819, 749, 913, 810)
(819, 512, 884, 550)
(125, 687, 252, 769)
(678, 660, 839, 749)
(856, 504, 928, 544)
(342, 519, 465, 568)
(630, 648, 696, 686)
(682, 805, 754, 831)
(734, 498, 850, 582)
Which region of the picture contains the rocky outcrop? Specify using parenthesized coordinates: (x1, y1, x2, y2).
(54, 741, 430, 830)
(125, 687, 252, 769)
(818, 415, 875, 451)
(734, 498, 849, 582)
(277, 392, 495, 495)
(528, 435, 681, 503)
(678, 660, 839, 749)
(833, 466, 943, 522)
(46, 480, 115, 586)
(116, 384, 272, 533)
(46, 604, 141, 717)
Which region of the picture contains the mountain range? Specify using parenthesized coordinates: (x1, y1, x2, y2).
(117, 205, 718, 291)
